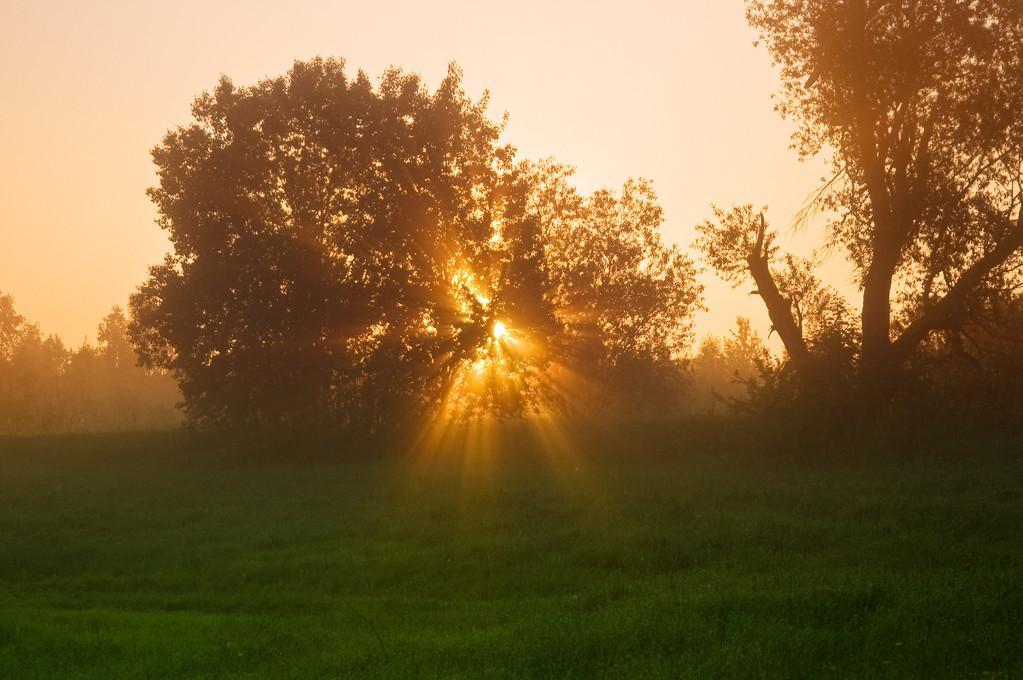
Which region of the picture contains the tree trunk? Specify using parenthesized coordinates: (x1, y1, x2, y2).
(746, 215, 809, 370)
(748, 254, 809, 370)
(858, 242, 900, 413)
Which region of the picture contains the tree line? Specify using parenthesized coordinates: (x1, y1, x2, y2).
(0, 297, 179, 433)
(6, 1, 1023, 433)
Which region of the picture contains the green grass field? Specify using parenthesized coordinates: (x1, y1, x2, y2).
(1, 425, 1022, 678)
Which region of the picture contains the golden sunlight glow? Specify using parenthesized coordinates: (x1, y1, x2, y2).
(1, 4, 830, 345)
(412, 262, 599, 466)
(451, 269, 493, 316)
(411, 265, 610, 476)
(489, 218, 504, 244)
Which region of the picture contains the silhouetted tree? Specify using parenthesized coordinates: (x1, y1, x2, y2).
(97, 307, 134, 370)
(129, 61, 704, 427)
(690, 318, 772, 413)
(130, 59, 520, 427)
(698, 1, 1023, 413)
(0, 292, 65, 431)
(0, 292, 178, 433)
(899, 289, 1023, 428)
(0, 292, 23, 361)
(524, 161, 703, 415)
(66, 306, 180, 431)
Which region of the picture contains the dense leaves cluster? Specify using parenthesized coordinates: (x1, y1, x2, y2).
(130, 60, 702, 427)
(696, 1, 1023, 415)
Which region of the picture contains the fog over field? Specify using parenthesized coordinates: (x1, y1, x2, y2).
(2, 1, 1023, 677)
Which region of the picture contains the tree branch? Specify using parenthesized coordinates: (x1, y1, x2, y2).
(747, 215, 811, 368)
(892, 216, 1023, 363)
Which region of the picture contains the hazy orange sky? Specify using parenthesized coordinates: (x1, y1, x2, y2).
(0, 0, 836, 346)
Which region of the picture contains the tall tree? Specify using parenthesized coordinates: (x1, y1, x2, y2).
(526, 162, 703, 415)
(130, 59, 512, 427)
(97, 307, 133, 370)
(702, 1, 1023, 408)
(130, 60, 705, 427)
(0, 292, 24, 362)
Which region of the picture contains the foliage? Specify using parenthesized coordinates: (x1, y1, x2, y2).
(772, 254, 857, 352)
(898, 290, 1023, 428)
(688, 318, 770, 413)
(131, 62, 703, 427)
(694, 205, 776, 286)
(698, 1, 1023, 412)
(695, 206, 857, 360)
(0, 294, 178, 433)
(530, 162, 702, 415)
(131, 59, 509, 427)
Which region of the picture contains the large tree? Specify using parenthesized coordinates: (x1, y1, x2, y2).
(532, 162, 703, 414)
(700, 1, 1023, 408)
(131, 59, 517, 426)
(130, 60, 703, 427)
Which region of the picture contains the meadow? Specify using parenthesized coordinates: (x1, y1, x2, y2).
(1, 423, 1021, 678)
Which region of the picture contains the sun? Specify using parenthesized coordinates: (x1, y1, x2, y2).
(492, 320, 508, 341)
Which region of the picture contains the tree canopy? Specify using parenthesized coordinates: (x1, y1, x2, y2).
(130, 59, 702, 428)
(698, 0, 1023, 411)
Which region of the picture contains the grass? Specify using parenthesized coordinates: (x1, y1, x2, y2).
(0, 423, 1021, 678)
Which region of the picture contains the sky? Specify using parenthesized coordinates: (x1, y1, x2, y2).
(0, 0, 836, 346)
